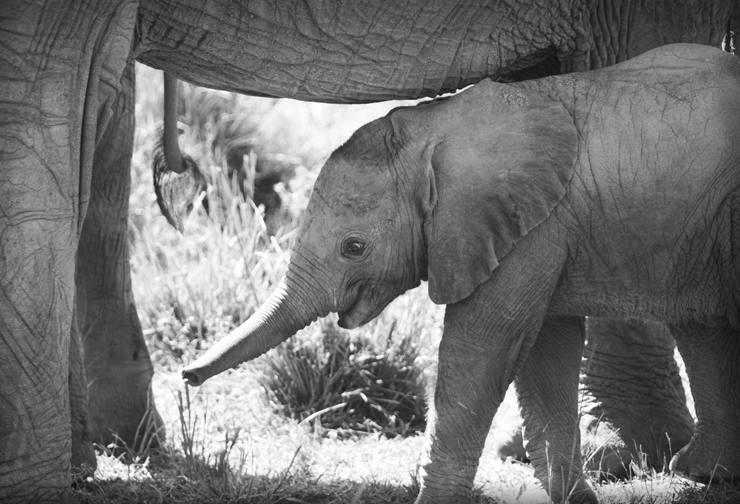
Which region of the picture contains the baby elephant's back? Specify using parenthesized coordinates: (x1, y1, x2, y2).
(585, 44, 740, 262)
(574, 43, 740, 180)
(525, 44, 740, 203)
(539, 44, 740, 321)
(566, 43, 740, 243)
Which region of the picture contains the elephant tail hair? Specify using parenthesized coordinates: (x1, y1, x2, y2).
(151, 72, 207, 232)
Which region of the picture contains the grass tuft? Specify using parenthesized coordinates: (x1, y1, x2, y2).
(260, 319, 427, 438)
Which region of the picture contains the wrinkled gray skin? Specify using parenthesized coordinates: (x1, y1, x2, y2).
(492, 317, 696, 479)
(580, 319, 696, 477)
(1, 0, 737, 500)
(183, 45, 740, 503)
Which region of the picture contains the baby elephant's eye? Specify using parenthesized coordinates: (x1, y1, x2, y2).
(342, 238, 366, 258)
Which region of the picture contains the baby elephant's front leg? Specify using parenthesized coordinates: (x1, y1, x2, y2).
(417, 333, 501, 502)
(416, 282, 549, 503)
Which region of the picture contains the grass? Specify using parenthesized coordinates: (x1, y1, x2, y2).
(259, 319, 427, 438)
(73, 62, 740, 503)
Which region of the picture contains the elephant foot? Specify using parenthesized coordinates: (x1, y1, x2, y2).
(584, 446, 631, 481)
(542, 469, 599, 504)
(414, 460, 476, 504)
(71, 432, 97, 482)
(669, 437, 739, 482)
(669, 322, 740, 483)
(581, 416, 648, 480)
(564, 477, 599, 504)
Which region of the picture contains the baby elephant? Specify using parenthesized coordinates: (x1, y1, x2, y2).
(183, 44, 740, 503)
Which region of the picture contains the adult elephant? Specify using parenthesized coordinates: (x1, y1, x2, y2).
(0, 0, 736, 501)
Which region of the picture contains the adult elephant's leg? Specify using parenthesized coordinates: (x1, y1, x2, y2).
(76, 56, 164, 449)
(0, 2, 136, 499)
(669, 322, 740, 481)
(69, 308, 96, 474)
(581, 318, 694, 478)
(515, 316, 596, 504)
(0, 166, 78, 501)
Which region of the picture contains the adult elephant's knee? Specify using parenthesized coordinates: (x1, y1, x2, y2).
(76, 56, 164, 450)
(580, 317, 694, 478)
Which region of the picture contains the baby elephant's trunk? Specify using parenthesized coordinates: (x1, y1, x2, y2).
(182, 280, 316, 386)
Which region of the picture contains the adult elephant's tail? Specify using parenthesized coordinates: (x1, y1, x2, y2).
(152, 72, 207, 231)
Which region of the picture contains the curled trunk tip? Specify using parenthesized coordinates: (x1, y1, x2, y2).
(182, 370, 202, 386)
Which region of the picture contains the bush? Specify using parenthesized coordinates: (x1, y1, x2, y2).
(259, 320, 427, 438)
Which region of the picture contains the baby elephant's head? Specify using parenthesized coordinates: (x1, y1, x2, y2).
(290, 117, 433, 329)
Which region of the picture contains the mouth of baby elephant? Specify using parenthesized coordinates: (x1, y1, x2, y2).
(337, 285, 375, 329)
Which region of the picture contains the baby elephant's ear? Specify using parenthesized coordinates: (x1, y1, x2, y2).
(422, 79, 577, 305)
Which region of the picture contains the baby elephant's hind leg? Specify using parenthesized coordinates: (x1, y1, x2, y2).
(515, 316, 597, 504)
(669, 322, 740, 482)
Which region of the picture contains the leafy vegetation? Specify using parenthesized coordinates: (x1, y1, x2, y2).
(260, 319, 427, 438)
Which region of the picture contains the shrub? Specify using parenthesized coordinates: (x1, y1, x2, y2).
(259, 320, 427, 438)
